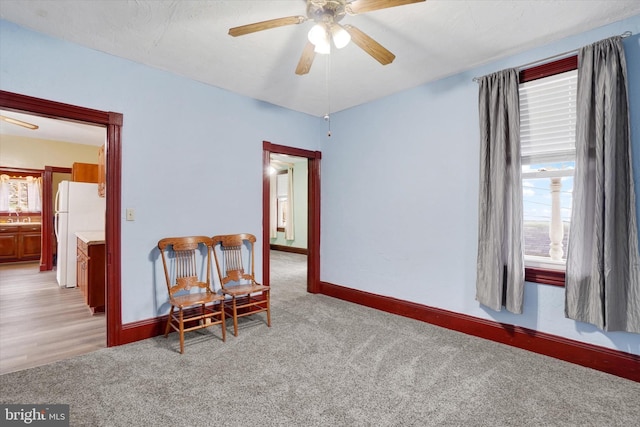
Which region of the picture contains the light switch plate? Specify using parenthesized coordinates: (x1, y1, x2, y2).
(126, 208, 135, 221)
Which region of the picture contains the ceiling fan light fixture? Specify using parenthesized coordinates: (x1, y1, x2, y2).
(314, 38, 331, 54)
(309, 23, 331, 54)
(331, 24, 350, 49)
(307, 23, 327, 46)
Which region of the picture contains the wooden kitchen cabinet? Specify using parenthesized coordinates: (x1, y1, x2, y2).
(76, 235, 105, 314)
(18, 224, 41, 260)
(0, 225, 19, 260)
(72, 162, 99, 183)
(0, 224, 41, 263)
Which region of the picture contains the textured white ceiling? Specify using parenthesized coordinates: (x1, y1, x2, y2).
(1, 0, 639, 119)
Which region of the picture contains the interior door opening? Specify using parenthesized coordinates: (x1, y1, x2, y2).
(268, 154, 309, 296)
(0, 90, 123, 348)
(262, 141, 321, 294)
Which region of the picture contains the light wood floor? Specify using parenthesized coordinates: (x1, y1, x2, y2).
(0, 262, 106, 375)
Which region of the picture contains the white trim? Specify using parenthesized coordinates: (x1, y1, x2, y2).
(524, 255, 566, 271)
(522, 168, 573, 179)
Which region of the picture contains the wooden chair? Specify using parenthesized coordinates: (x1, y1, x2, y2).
(211, 233, 271, 337)
(158, 236, 226, 353)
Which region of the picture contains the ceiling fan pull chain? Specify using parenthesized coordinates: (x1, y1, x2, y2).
(326, 53, 332, 138)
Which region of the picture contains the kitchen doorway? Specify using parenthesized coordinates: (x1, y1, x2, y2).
(268, 153, 309, 297)
(262, 141, 321, 294)
(0, 119, 106, 373)
(0, 90, 123, 349)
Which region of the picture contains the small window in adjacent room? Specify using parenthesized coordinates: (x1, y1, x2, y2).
(0, 174, 42, 214)
(276, 170, 288, 232)
(519, 58, 577, 286)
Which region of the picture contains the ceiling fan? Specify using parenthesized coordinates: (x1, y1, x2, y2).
(228, 0, 426, 75)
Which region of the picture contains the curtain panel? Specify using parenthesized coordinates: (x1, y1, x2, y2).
(475, 68, 525, 314)
(0, 175, 9, 211)
(26, 176, 42, 212)
(284, 166, 295, 240)
(565, 36, 640, 333)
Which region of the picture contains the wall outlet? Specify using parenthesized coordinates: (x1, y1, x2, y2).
(126, 208, 135, 221)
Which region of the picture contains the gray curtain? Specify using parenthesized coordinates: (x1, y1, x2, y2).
(565, 36, 640, 333)
(476, 68, 525, 314)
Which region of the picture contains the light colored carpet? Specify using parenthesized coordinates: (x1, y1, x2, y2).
(1, 251, 638, 426)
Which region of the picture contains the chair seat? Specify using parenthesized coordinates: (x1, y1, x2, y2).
(221, 284, 269, 297)
(170, 292, 224, 308)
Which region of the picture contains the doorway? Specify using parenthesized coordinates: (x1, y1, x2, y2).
(0, 90, 123, 347)
(262, 141, 321, 293)
(268, 153, 308, 297)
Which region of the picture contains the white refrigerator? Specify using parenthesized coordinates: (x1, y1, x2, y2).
(54, 181, 105, 288)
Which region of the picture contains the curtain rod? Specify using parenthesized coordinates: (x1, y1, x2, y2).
(472, 30, 632, 82)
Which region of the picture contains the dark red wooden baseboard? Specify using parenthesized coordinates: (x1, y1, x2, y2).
(116, 282, 638, 381)
(319, 281, 640, 382)
(118, 296, 268, 345)
(119, 316, 166, 345)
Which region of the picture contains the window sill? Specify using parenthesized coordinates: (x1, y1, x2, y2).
(525, 267, 565, 287)
(525, 255, 565, 270)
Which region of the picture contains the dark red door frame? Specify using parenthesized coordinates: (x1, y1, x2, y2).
(262, 141, 321, 293)
(42, 166, 72, 271)
(0, 90, 123, 347)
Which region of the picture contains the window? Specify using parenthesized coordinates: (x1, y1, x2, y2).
(276, 170, 288, 232)
(0, 174, 42, 213)
(519, 57, 577, 285)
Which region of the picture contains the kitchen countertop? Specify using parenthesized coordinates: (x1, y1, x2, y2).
(75, 231, 105, 244)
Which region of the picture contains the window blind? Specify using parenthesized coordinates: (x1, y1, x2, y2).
(519, 69, 577, 164)
(276, 173, 288, 198)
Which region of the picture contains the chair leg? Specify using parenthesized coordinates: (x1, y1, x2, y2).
(164, 306, 174, 337)
(220, 301, 226, 342)
(266, 290, 271, 327)
(232, 297, 239, 337)
(179, 308, 185, 354)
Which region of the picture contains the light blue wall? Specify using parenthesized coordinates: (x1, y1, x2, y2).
(2, 15, 639, 355)
(0, 20, 324, 323)
(627, 32, 640, 233)
(324, 15, 640, 355)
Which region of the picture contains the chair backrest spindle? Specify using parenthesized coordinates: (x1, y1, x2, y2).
(158, 236, 213, 296)
(212, 234, 257, 288)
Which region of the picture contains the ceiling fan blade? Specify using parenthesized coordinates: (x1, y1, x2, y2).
(295, 41, 316, 75)
(343, 25, 395, 65)
(0, 115, 39, 130)
(228, 16, 307, 37)
(346, 0, 426, 14)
